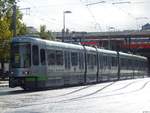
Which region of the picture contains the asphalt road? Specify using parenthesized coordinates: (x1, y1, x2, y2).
(0, 78, 150, 113)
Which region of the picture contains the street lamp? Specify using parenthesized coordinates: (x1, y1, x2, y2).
(108, 26, 115, 50)
(12, 2, 17, 37)
(62, 10, 72, 42)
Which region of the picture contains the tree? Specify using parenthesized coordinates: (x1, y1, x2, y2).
(0, 0, 28, 75)
(0, 0, 28, 35)
(0, 0, 15, 19)
(39, 25, 55, 40)
(17, 22, 28, 35)
(0, 18, 12, 73)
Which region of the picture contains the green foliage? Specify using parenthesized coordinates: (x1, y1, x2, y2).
(0, 18, 12, 62)
(39, 25, 56, 40)
(0, 0, 27, 35)
(0, 0, 15, 19)
(18, 23, 28, 35)
(0, 0, 28, 63)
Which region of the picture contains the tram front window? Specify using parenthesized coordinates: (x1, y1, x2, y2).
(11, 43, 31, 68)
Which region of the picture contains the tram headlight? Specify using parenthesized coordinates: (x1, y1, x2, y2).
(23, 71, 29, 75)
(25, 71, 28, 75)
(10, 71, 14, 75)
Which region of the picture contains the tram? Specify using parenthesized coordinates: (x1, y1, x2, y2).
(9, 36, 148, 90)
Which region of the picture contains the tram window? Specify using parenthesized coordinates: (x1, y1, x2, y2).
(93, 54, 97, 66)
(68, 52, 71, 69)
(115, 57, 117, 66)
(112, 57, 115, 66)
(108, 56, 111, 69)
(81, 53, 84, 69)
(71, 52, 78, 66)
(128, 59, 132, 68)
(87, 54, 92, 67)
(40, 49, 46, 65)
(32, 45, 39, 65)
(121, 58, 125, 67)
(133, 60, 136, 68)
(123, 59, 126, 68)
(103, 56, 105, 66)
(64, 51, 67, 69)
(24, 44, 31, 68)
(141, 61, 143, 68)
(136, 60, 139, 69)
(125, 59, 128, 69)
(56, 50, 63, 65)
(87, 54, 96, 69)
(79, 53, 81, 69)
(64, 51, 70, 69)
(104, 56, 107, 66)
(79, 53, 84, 69)
(87, 54, 90, 65)
(11, 43, 31, 68)
(99, 55, 103, 69)
(125, 59, 127, 67)
(47, 50, 55, 65)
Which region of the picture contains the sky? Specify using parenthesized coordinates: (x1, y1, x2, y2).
(18, 0, 150, 32)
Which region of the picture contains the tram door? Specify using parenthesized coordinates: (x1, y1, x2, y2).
(31, 45, 46, 87)
(98, 53, 103, 82)
(31, 45, 40, 76)
(39, 48, 47, 80)
(86, 53, 97, 83)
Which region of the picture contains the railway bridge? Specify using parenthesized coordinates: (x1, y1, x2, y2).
(55, 30, 150, 75)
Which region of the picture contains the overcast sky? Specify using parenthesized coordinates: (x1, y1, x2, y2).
(18, 0, 150, 32)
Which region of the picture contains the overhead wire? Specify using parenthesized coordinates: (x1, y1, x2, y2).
(110, 1, 142, 30)
(81, 0, 147, 30)
(80, 0, 103, 31)
(18, 0, 62, 31)
(19, 0, 106, 32)
(18, 0, 148, 31)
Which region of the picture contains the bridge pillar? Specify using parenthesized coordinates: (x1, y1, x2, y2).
(148, 57, 150, 77)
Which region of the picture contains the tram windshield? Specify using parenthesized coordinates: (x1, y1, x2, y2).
(11, 43, 31, 68)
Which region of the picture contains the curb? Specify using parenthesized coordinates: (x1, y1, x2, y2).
(0, 84, 9, 88)
(0, 81, 9, 88)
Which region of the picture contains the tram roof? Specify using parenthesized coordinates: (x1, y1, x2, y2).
(12, 36, 147, 60)
(12, 36, 117, 54)
(119, 52, 147, 60)
(12, 36, 84, 50)
(97, 48, 117, 55)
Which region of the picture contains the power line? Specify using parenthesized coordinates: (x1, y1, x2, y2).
(112, 1, 131, 5)
(86, 1, 106, 6)
(18, 0, 61, 30)
(19, 7, 30, 15)
(111, 3, 139, 30)
(86, 6, 102, 31)
(80, 0, 102, 31)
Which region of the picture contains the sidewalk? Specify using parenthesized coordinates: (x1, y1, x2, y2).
(0, 81, 9, 87)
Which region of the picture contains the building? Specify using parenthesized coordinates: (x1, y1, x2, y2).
(142, 23, 150, 31)
(27, 26, 38, 34)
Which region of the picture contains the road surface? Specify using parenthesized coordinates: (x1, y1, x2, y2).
(0, 78, 150, 113)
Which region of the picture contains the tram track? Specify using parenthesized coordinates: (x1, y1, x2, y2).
(10, 82, 116, 109)
(59, 80, 150, 103)
(0, 79, 142, 97)
(55, 84, 95, 97)
(56, 82, 116, 103)
(26, 80, 140, 102)
(1, 79, 150, 110)
(51, 80, 138, 103)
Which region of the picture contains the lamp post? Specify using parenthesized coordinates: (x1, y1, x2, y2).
(108, 26, 115, 50)
(12, 2, 17, 37)
(62, 10, 72, 42)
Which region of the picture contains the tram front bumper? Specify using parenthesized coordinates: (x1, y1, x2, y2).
(9, 77, 25, 88)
